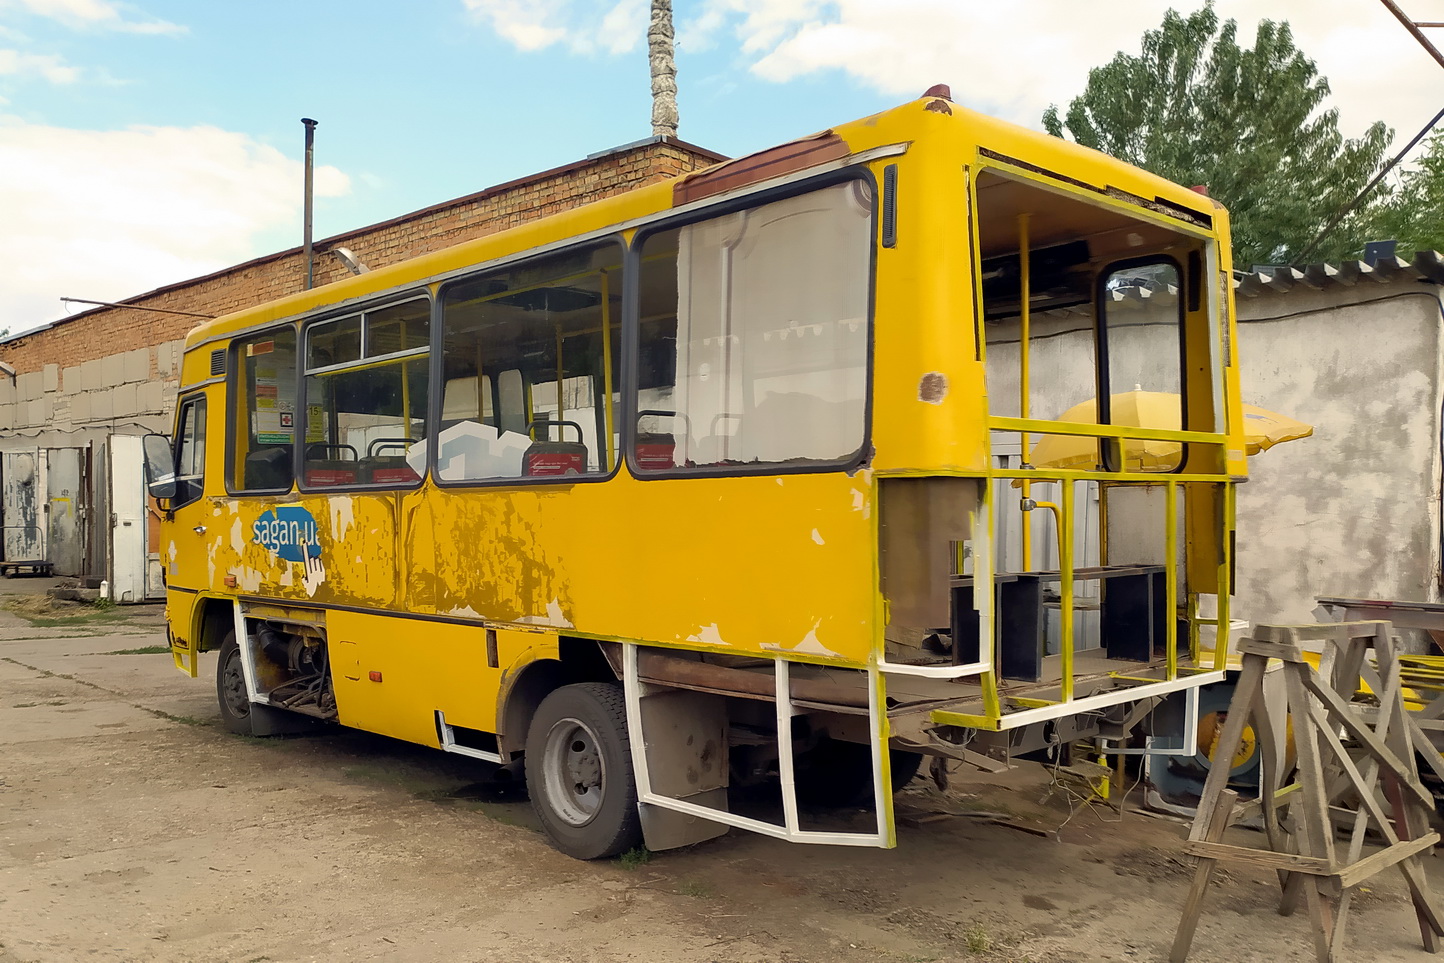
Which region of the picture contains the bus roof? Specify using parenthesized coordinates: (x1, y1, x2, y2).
(182, 91, 1221, 355)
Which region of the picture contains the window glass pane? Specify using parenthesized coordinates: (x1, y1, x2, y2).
(438, 243, 621, 482)
(365, 300, 428, 357)
(307, 315, 361, 370)
(303, 307, 429, 488)
(174, 399, 206, 505)
(635, 180, 872, 471)
(233, 329, 296, 491)
(1099, 261, 1183, 471)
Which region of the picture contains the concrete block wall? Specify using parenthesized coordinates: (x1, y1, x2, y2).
(0, 139, 723, 380)
(0, 339, 184, 435)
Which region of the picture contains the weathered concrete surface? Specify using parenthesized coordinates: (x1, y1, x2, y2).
(1233, 284, 1444, 624)
(1, 593, 1442, 962)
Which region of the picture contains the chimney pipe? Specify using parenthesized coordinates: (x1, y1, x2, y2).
(302, 117, 318, 290)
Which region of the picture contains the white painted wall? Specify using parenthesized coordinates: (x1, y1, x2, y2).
(1232, 284, 1444, 623)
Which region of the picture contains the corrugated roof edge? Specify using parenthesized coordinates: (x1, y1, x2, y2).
(3, 135, 728, 345)
(1233, 250, 1444, 297)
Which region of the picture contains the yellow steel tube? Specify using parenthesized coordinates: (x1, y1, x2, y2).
(979, 481, 1002, 722)
(398, 317, 411, 440)
(1212, 483, 1235, 671)
(1165, 480, 1179, 681)
(1018, 213, 1033, 571)
(1060, 481, 1075, 702)
(989, 416, 1224, 445)
(600, 269, 616, 468)
(555, 323, 565, 421)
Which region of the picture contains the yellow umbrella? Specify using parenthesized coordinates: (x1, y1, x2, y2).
(1026, 390, 1312, 471)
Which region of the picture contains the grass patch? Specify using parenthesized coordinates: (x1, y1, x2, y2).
(676, 878, 712, 898)
(12, 700, 66, 708)
(103, 645, 170, 655)
(145, 708, 212, 728)
(617, 846, 651, 870)
(963, 923, 991, 955)
(2, 595, 132, 627)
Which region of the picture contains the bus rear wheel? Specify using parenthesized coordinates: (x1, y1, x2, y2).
(525, 682, 642, 860)
(215, 630, 252, 736)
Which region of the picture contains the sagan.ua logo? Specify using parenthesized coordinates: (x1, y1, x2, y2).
(252, 505, 322, 563)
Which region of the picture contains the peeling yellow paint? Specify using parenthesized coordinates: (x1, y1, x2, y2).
(686, 623, 729, 646)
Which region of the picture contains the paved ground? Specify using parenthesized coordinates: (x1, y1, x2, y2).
(2, 578, 1442, 962)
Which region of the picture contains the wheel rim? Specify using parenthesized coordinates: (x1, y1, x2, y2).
(542, 717, 605, 827)
(221, 649, 250, 718)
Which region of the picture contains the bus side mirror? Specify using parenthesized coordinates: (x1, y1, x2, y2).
(143, 433, 177, 499)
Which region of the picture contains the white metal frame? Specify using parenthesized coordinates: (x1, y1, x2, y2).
(974, 669, 1226, 732)
(622, 642, 892, 848)
(436, 710, 506, 763)
(231, 600, 272, 707)
(1096, 684, 1201, 757)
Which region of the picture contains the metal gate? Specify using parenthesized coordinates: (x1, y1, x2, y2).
(45, 448, 85, 576)
(2, 450, 45, 565)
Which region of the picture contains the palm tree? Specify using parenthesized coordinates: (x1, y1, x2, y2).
(649, 0, 678, 138)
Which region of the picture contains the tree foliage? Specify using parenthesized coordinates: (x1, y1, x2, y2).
(1370, 131, 1444, 256)
(1043, 2, 1391, 266)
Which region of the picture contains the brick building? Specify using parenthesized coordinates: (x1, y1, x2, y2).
(0, 135, 725, 591)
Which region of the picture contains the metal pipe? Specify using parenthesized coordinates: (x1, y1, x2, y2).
(600, 269, 616, 468)
(59, 297, 212, 319)
(302, 117, 318, 290)
(1060, 482, 1075, 702)
(1165, 480, 1179, 681)
(1018, 213, 1033, 571)
(1380, 0, 1444, 70)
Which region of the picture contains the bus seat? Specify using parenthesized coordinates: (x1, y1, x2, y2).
(243, 446, 293, 490)
(361, 439, 421, 484)
(304, 444, 359, 487)
(634, 431, 676, 470)
(523, 419, 587, 476)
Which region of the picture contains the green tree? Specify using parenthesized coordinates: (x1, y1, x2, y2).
(1043, 2, 1391, 266)
(1371, 131, 1444, 255)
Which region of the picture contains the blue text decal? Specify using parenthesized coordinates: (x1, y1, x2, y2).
(253, 505, 322, 562)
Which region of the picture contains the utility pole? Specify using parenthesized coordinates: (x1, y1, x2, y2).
(649, 0, 678, 138)
(302, 117, 318, 290)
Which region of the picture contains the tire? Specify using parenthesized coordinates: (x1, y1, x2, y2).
(795, 737, 924, 807)
(215, 630, 253, 736)
(524, 682, 642, 860)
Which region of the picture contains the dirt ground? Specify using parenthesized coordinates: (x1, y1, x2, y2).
(1, 581, 1441, 962)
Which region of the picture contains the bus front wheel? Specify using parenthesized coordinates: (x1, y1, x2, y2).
(525, 682, 643, 860)
(215, 630, 252, 735)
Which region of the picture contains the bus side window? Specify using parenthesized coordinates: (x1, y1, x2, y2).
(173, 395, 207, 507)
(301, 300, 430, 489)
(633, 179, 872, 473)
(437, 242, 622, 482)
(233, 329, 297, 493)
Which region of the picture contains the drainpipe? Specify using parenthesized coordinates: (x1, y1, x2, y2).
(302, 117, 318, 290)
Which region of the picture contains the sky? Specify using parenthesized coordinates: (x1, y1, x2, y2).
(2, 0, 1442, 337)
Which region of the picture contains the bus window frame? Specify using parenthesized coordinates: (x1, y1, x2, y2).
(1093, 253, 1189, 474)
(295, 291, 434, 494)
(225, 323, 300, 498)
(430, 237, 627, 491)
(171, 393, 208, 509)
(623, 166, 879, 482)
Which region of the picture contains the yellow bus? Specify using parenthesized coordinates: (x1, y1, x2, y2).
(144, 85, 1245, 859)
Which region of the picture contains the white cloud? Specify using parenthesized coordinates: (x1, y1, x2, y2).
(688, 0, 1443, 151)
(462, 0, 646, 55)
(0, 121, 349, 333)
(0, 47, 78, 82)
(3, 0, 186, 35)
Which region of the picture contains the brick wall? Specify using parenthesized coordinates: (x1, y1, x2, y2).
(0, 138, 723, 378)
